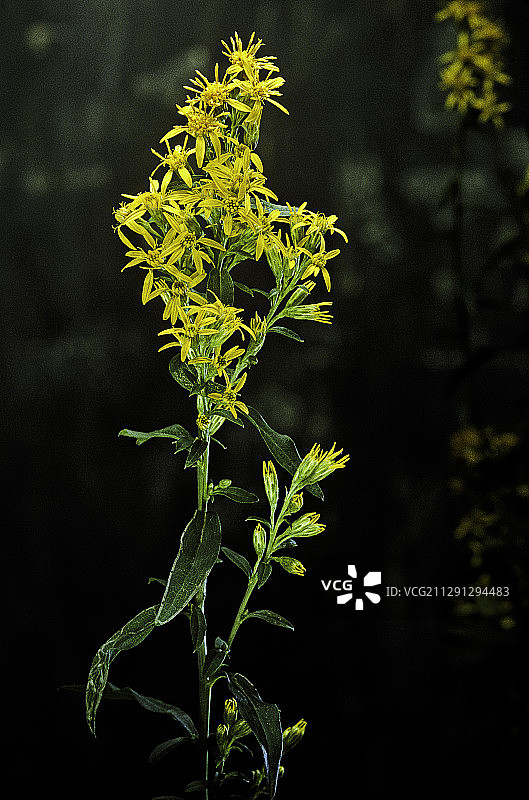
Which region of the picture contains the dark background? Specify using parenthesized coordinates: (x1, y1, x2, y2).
(3, 1, 529, 797)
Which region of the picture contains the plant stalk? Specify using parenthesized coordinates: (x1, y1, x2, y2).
(196, 437, 211, 799)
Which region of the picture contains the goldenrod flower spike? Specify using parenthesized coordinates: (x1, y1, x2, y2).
(107, 34, 349, 795)
(435, 2, 511, 128)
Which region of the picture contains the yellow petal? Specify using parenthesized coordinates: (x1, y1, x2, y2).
(196, 136, 205, 168)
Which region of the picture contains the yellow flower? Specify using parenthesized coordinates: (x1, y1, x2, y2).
(161, 103, 227, 168)
(292, 443, 349, 491)
(471, 84, 511, 128)
(118, 227, 183, 304)
(164, 213, 225, 272)
(300, 241, 340, 291)
(221, 31, 279, 81)
(158, 307, 219, 360)
(434, 1, 484, 24)
(439, 64, 478, 113)
(239, 197, 286, 261)
(281, 301, 333, 325)
(192, 297, 256, 345)
(440, 32, 490, 74)
(232, 71, 288, 124)
(189, 344, 245, 379)
(121, 176, 181, 220)
(208, 372, 248, 419)
(154, 270, 207, 324)
(151, 136, 195, 189)
(185, 62, 252, 114)
(199, 157, 277, 236)
(292, 210, 348, 245)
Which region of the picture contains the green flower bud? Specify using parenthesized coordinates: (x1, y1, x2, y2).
(272, 555, 306, 576)
(284, 492, 303, 516)
(289, 512, 325, 538)
(283, 719, 307, 752)
(285, 282, 313, 309)
(231, 719, 252, 739)
(253, 523, 267, 557)
(223, 698, 238, 726)
(216, 723, 230, 755)
(263, 460, 279, 514)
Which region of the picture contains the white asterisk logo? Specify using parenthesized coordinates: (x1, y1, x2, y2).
(337, 565, 382, 610)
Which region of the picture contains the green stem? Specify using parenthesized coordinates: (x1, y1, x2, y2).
(196, 431, 211, 799)
(227, 488, 295, 650)
(227, 570, 260, 650)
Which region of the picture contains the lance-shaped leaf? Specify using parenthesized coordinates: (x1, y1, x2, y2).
(149, 737, 193, 766)
(240, 406, 323, 500)
(86, 604, 159, 735)
(227, 673, 283, 798)
(119, 424, 193, 451)
(190, 603, 207, 653)
(269, 326, 304, 342)
(244, 609, 294, 631)
(213, 486, 259, 503)
(105, 683, 198, 737)
(184, 438, 208, 468)
(156, 511, 221, 626)
(221, 546, 252, 578)
(207, 267, 234, 306)
(169, 357, 197, 391)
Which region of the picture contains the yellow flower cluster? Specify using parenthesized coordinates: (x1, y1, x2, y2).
(449, 425, 527, 629)
(114, 32, 347, 425)
(436, 1, 511, 128)
(450, 425, 518, 466)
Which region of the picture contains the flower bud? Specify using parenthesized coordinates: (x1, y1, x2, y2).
(272, 556, 306, 576)
(231, 719, 252, 739)
(216, 723, 230, 755)
(289, 512, 325, 538)
(283, 719, 307, 752)
(223, 698, 238, 726)
(263, 460, 279, 514)
(253, 523, 267, 557)
(284, 492, 303, 516)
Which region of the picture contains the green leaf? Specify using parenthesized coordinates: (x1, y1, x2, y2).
(119, 425, 194, 451)
(245, 610, 294, 631)
(207, 267, 234, 306)
(257, 562, 273, 589)
(210, 408, 245, 427)
(85, 605, 159, 735)
(104, 683, 198, 737)
(169, 357, 197, 392)
(227, 673, 283, 798)
(269, 326, 304, 343)
(233, 280, 255, 296)
(221, 546, 252, 578)
(184, 438, 207, 468)
(224, 249, 254, 270)
(149, 737, 193, 766)
(190, 604, 207, 653)
(245, 516, 271, 529)
(240, 406, 323, 500)
(213, 486, 259, 503)
(156, 511, 222, 626)
(203, 637, 228, 681)
(148, 577, 167, 587)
